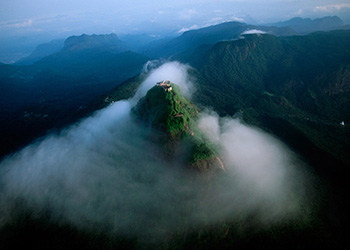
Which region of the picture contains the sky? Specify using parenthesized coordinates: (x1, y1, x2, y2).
(0, 0, 349, 62)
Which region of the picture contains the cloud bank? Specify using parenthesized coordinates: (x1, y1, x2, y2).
(241, 29, 267, 35)
(198, 111, 311, 223)
(0, 61, 313, 242)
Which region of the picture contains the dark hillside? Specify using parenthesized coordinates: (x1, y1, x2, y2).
(179, 31, 350, 166)
(0, 43, 149, 159)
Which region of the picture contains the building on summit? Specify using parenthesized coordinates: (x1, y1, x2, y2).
(156, 80, 172, 92)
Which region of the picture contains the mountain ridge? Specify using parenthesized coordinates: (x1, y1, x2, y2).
(63, 33, 127, 53)
(142, 21, 297, 58)
(270, 16, 345, 33)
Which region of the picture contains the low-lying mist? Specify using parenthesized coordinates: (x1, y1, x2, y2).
(0, 61, 314, 241)
(198, 111, 311, 224)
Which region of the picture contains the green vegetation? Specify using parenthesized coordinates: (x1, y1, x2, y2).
(181, 31, 350, 166)
(132, 82, 218, 170)
(133, 83, 196, 136)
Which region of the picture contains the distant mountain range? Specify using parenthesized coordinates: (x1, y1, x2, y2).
(16, 33, 127, 66)
(140, 21, 296, 58)
(269, 16, 347, 34)
(15, 16, 349, 65)
(140, 16, 349, 58)
(63, 33, 127, 52)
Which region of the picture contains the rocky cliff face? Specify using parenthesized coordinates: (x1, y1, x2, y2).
(132, 82, 225, 172)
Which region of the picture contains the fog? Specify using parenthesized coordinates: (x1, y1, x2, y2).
(198, 111, 310, 223)
(0, 61, 313, 240)
(134, 61, 195, 102)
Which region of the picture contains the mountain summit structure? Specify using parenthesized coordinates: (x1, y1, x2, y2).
(156, 80, 173, 92)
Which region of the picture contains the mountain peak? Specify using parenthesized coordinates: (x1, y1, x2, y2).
(133, 82, 196, 139)
(132, 82, 224, 172)
(63, 33, 126, 52)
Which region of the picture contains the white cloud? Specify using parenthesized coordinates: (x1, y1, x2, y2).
(198, 111, 312, 223)
(241, 29, 266, 35)
(177, 17, 226, 34)
(177, 24, 200, 33)
(314, 3, 350, 13)
(177, 15, 246, 34)
(230, 16, 245, 22)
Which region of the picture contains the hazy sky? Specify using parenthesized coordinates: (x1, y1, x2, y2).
(1, 0, 350, 36)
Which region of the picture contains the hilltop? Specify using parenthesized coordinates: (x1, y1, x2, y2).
(132, 81, 224, 172)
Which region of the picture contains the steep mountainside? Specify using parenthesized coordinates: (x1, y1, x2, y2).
(132, 82, 224, 171)
(178, 31, 350, 166)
